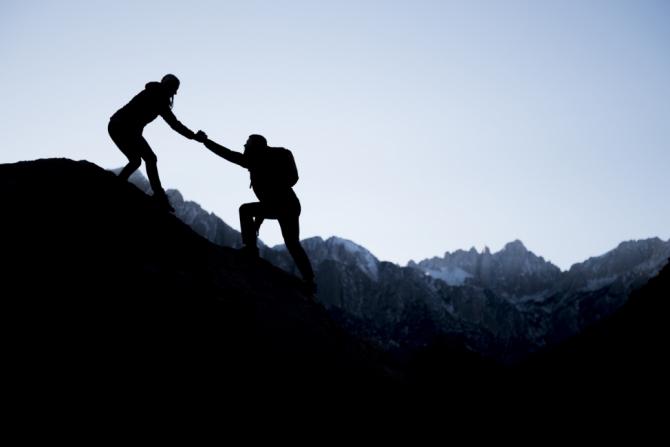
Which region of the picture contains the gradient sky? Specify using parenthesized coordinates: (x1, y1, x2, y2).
(1, 0, 669, 270)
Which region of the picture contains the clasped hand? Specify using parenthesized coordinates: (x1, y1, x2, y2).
(194, 130, 208, 143)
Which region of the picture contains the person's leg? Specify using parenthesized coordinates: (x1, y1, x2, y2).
(118, 157, 141, 181)
(137, 139, 164, 196)
(136, 138, 174, 211)
(279, 213, 314, 283)
(108, 122, 141, 181)
(239, 202, 267, 256)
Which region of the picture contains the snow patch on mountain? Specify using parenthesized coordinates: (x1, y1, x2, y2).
(583, 275, 618, 292)
(423, 266, 473, 286)
(327, 236, 380, 280)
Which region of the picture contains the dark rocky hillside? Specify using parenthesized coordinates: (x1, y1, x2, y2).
(0, 158, 394, 410)
(3, 158, 666, 416)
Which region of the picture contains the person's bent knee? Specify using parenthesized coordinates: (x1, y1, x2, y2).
(128, 156, 142, 168)
(239, 203, 255, 216)
(143, 153, 158, 164)
(122, 156, 141, 172)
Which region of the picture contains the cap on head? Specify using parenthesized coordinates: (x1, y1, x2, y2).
(244, 134, 267, 159)
(161, 74, 180, 91)
(247, 134, 267, 148)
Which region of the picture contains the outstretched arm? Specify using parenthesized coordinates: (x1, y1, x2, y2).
(195, 131, 248, 168)
(160, 109, 196, 140)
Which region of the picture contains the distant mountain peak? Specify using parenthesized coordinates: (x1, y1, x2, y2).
(501, 239, 527, 253)
(326, 236, 371, 253)
(300, 236, 325, 246)
(614, 237, 665, 252)
(272, 235, 380, 281)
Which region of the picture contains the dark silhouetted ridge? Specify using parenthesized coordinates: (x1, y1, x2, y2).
(4, 158, 666, 419)
(0, 158, 392, 411)
(518, 258, 670, 406)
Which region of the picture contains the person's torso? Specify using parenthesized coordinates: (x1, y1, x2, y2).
(110, 82, 170, 130)
(249, 148, 298, 206)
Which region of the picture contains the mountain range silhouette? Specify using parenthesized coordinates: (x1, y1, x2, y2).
(122, 168, 669, 367)
(2, 158, 667, 414)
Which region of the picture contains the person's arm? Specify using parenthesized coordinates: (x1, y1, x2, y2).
(196, 132, 248, 168)
(160, 108, 196, 140)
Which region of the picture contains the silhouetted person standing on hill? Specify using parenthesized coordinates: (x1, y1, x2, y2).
(109, 74, 199, 212)
(194, 131, 316, 293)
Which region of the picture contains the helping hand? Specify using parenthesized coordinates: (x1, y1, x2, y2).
(194, 130, 208, 143)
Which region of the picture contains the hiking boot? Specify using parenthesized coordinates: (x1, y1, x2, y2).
(153, 192, 175, 213)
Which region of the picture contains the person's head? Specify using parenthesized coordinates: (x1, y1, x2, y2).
(161, 74, 180, 95)
(244, 134, 268, 160)
(161, 74, 180, 108)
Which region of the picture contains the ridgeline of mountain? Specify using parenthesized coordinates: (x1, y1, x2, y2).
(1, 158, 393, 407)
(121, 169, 245, 249)
(518, 259, 670, 404)
(121, 170, 670, 363)
(409, 240, 562, 296)
(274, 234, 669, 363)
(409, 259, 670, 405)
(3, 158, 668, 411)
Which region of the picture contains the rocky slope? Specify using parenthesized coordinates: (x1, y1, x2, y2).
(120, 171, 669, 363)
(2, 158, 393, 409)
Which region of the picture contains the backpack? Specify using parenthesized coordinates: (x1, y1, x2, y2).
(272, 147, 299, 188)
(248, 147, 300, 193)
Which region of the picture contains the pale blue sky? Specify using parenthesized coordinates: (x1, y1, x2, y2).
(1, 0, 668, 269)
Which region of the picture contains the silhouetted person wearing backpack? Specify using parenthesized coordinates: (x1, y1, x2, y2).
(109, 74, 199, 212)
(195, 131, 316, 293)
